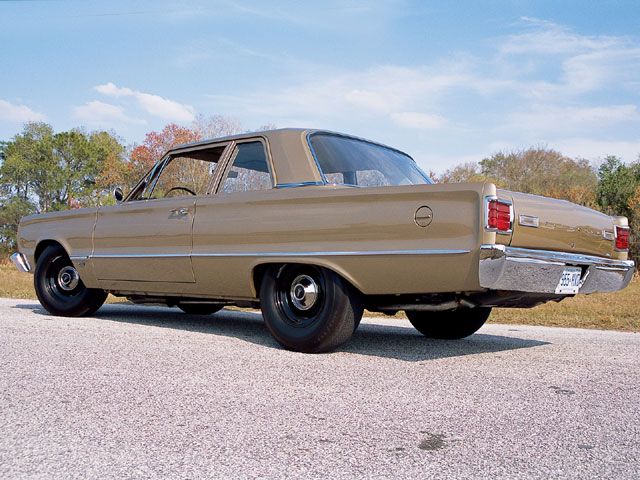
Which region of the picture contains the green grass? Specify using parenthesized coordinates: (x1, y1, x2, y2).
(1, 260, 637, 332)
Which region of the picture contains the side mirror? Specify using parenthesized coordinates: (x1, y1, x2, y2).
(113, 187, 124, 203)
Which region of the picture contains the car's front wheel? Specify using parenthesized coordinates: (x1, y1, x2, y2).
(406, 307, 491, 339)
(260, 265, 362, 353)
(34, 245, 108, 317)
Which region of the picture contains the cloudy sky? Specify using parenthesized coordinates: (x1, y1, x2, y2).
(1, 0, 639, 172)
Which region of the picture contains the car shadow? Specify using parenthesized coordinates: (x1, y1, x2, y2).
(12, 303, 549, 362)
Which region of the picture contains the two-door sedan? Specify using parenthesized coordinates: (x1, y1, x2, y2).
(11, 129, 635, 352)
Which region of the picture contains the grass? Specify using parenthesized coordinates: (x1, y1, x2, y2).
(1, 260, 637, 332)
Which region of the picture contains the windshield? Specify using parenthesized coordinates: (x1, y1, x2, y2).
(308, 133, 431, 187)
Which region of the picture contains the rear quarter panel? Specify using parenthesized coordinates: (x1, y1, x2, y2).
(192, 183, 492, 299)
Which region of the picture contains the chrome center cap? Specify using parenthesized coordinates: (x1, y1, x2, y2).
(58, 266, 80, 291)
(290, 274, 319, 311)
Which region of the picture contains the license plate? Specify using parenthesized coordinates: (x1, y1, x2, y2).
(555, 267, 582, 294)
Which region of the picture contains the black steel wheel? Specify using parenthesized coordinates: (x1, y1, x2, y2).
(178, 304, 223, 315)
(406, 307, 492, 339)
(260, 265, 363, 353)
(34, 245, 107, 317)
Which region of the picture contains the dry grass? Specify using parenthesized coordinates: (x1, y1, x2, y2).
(1, 259, 637, 332)
(488, 277, 640, 332)
(0, 259, 35, 299)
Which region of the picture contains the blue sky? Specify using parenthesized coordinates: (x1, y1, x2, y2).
(1, 0, 639, 172)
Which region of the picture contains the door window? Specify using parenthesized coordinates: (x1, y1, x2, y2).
(144, 146, 226, 199)
(220, 141, 272, 194)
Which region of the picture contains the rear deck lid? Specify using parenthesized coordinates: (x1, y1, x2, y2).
(499, 190, 615, 258)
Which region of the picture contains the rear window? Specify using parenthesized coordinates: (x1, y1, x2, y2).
(308, 133, 430, 187)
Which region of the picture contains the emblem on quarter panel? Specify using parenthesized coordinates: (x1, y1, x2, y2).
(518, 214, 539, 228)
(414, 206, 433, 227)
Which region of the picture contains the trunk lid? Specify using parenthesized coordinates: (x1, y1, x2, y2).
(499, 189, 616, 258)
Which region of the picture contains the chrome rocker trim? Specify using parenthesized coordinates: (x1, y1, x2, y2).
(87, 248, 471, 259)
(10, 252, 31, 273)
(479, 244, 635, 295)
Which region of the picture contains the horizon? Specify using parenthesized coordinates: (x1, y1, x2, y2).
(1, 0, 639, 173)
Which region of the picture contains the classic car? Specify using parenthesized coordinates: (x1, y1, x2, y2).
(11, 128, 635, 352)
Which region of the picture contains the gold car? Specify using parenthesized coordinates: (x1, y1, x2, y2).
(11, 129, 635, 352)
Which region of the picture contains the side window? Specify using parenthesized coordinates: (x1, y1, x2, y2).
(221, 141, 272, 194)
(145, 146, 225, 199)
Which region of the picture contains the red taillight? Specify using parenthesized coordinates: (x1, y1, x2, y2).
(615, 225, 630, 250)
(487, 199, 512, 232)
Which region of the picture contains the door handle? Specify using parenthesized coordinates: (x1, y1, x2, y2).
(169, 207, 189, 217)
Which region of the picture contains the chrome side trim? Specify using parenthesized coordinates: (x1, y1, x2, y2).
(479, 244, 634, 294)
(90, 249, 470, 259)
(10, 252, 31, 273)
(275, 181, 324, 188)
(481, 244, 634, 268)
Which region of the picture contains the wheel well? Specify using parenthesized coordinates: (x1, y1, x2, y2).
(251, 262, 362, 300)
(34, 240, 66, 263)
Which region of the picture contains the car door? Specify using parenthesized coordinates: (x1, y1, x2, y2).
(92, 143, 229, 286)
(191, 138, 275, 297)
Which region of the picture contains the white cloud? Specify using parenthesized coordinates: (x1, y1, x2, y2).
(73, 100, 146, 125)
(94, 82, 195, 122)
(0, 99, 46, 122)
(509, 104, 639, 134)
(550, 138, 640, 163)
(501, 17, 621, 56)
(390, 111, 447, 130)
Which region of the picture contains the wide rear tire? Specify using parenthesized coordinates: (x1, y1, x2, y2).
(406, 307, 491, 339)
(34, 245, 107, 317)
(260, 265, 363, 353)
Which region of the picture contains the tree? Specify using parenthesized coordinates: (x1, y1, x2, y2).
(192, 114, 244, 140)
(596, 155, 640, 263)
(437, 162, 489, 184)
(0, 123, 126, 251)
(479, 147, 598, 207)
(129, 123, 200, 182)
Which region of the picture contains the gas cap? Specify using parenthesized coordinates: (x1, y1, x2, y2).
(414, 206, 433, 227)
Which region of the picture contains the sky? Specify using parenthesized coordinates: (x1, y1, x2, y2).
(1, 0, 640, 173)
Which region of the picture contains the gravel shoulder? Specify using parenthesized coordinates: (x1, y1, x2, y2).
(1, 298, 639, 479)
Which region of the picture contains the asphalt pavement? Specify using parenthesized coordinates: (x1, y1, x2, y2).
(0, 298, 638, 479)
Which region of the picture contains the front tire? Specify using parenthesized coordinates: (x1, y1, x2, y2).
(260, 265, 363, 353)
(34, 245, 107, 317)
(406, 307, 491, 339)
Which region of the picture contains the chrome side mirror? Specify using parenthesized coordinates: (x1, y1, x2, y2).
(113, 187, 124, 203)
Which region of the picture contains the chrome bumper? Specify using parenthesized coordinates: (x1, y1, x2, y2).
(10, 252, 31, 273)
(479, 244, 635, 294)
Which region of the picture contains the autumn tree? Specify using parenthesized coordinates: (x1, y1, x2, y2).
(129, 123, 201, 183)
(478, 147, 598, 207)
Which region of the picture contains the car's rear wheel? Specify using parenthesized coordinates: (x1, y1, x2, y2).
(260, 265, 363, 353)
(34, 245, 107, 317)
(405, 307, 491, 339)
(178, 304, 223, 315)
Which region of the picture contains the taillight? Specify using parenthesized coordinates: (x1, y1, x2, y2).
(486, 198, 512, 233)
(615, 225, 630, 250)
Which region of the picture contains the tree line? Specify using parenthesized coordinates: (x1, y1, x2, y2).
(1, 121, 639, 264)
(433, 148, 640, 263)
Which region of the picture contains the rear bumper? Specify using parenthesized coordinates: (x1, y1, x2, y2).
(10, 252, 31, 273)
(479, 244, 635, 294)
